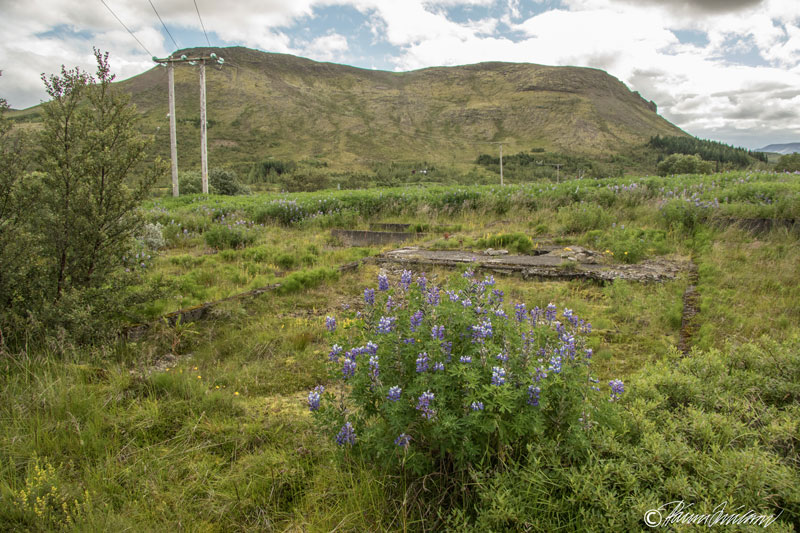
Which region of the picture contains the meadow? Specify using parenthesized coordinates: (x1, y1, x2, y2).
(1, 170, 799, 531)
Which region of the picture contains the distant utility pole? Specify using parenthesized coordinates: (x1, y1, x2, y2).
(489, 142, 508, 186)
(153, 52, 224, 196)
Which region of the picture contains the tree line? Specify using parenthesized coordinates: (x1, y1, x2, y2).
(648, 135, 768, 167)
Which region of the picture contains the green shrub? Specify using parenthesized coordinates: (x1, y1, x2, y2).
(584, 227, 669, 263)
(475, 232, 534, 253)
(203, 225, 255, 250)
(657, 153, 714, 176)
(658, 199, 702, 233)
(275, 267, 338, 294)
(275, 252, 297, 270)
(558, 203, 611, 233)
(774, 153, 800, 173)
(210, 168, 249, 196)
(311, 271, 622, 499)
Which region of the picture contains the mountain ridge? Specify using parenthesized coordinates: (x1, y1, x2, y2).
(13, 46, 689, 170)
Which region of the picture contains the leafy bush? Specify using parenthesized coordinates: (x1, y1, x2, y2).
(775, 153, 800, 173)
(558, 202, 612, 233)
(658, 199, 702, 233)
(210, 168, 249, 196)
(475, 232, 534, 253)
(310, 271, 622, 494)
(179, 169, 249, 195)
(656, 153, 714, 176)
(203, 224, 255, 250)
(138, 222, 165, 250)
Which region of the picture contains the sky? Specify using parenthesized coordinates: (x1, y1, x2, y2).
(1, 0, 799, 149)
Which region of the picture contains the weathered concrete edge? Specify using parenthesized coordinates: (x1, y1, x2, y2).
(123, 259, 365, 341)
(373, 255, 682, 284)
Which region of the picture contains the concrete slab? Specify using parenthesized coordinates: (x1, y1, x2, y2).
(375, 246, 686, 283)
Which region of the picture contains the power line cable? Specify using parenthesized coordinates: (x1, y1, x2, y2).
(99, 0, 153, 57)
(193, 0, 212, 47)
(148, 0, 180, 51)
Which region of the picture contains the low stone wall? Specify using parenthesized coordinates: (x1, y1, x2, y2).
(331, 229, 425, 246)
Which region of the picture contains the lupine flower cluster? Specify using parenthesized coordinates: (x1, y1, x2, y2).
(325, 316, 336, 332)
(307, 385, 324, 411)
(609, 379, 625, 401)
(308, 270, 626, 471)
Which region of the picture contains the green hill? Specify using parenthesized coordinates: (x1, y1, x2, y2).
(12, 46, 688, 171)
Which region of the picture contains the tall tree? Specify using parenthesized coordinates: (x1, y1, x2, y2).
(37, 49, 161, 302)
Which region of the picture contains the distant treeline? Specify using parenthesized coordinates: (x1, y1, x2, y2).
(648, 135, 768, 167)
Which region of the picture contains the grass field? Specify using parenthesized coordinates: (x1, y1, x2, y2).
(1, 170, 799, 531)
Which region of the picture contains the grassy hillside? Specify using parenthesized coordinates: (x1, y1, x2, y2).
(12, 47, 687, 171)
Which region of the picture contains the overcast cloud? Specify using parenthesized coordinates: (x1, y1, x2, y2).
(1, 0, 798, 148)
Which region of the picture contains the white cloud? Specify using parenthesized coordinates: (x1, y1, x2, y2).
(302, 33, 350, 62)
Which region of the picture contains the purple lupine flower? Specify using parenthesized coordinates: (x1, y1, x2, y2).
(386, 296, 399, 312)
(533, 366, 548, 382)
(527, 385, 541, 406)
(410, 310, 424, 332)
(336, 422, 356, 446)
(377, 316, 397, 334)
(329, 344, 343, 363)
(369, 356, 380, 379)
(325, 316, 336, 332)
(545, 303, 557, 322)
(342, 358, 357, 379)
(415, 352, 430, 373)
(307, 385, 324, 411)
(395, 433, 411, 447)
(515, 303, 528, 322)
(483, 275, 496, 287)
(459, 355, 472, 364)
(400, 270, 412, 290)
(549, 355, 562, 374)
(461, 298, 473, 308)
(433, 361, 445, 371)
(462, 269, 474, 279)
(416, 390, 435, 419)
(563, 308, 579, 328)
(431, 325, 445, 340)
(417, 275, 428, 292)
(471, 319, 493, 342)
(365, 341, 379, 356)
(490, 288, 504, 305)
(446, 290, 460, 302)
(491, 366, 506, 386)
(441, 341, 452, 358)
(387, 386, 402, 401)
(609, 379, 625, 401)
(494, 308, 508, 319)
(403, 337, 416, 344)
(364, 288, 375, 305)
(496, 351, 508, 363)
(470, 401, 484, 411)
(426, 286, 440, 306)
(378, 273, 389, 291)
(529, 306, 542, 325)
(584, 348, 593, 359)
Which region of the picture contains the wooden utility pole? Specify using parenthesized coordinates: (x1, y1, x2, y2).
(167, 63, 178, 197)
(153, 52, 224, 196)
(199, 60, 208, 193)
(489, 142, 508, 186)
